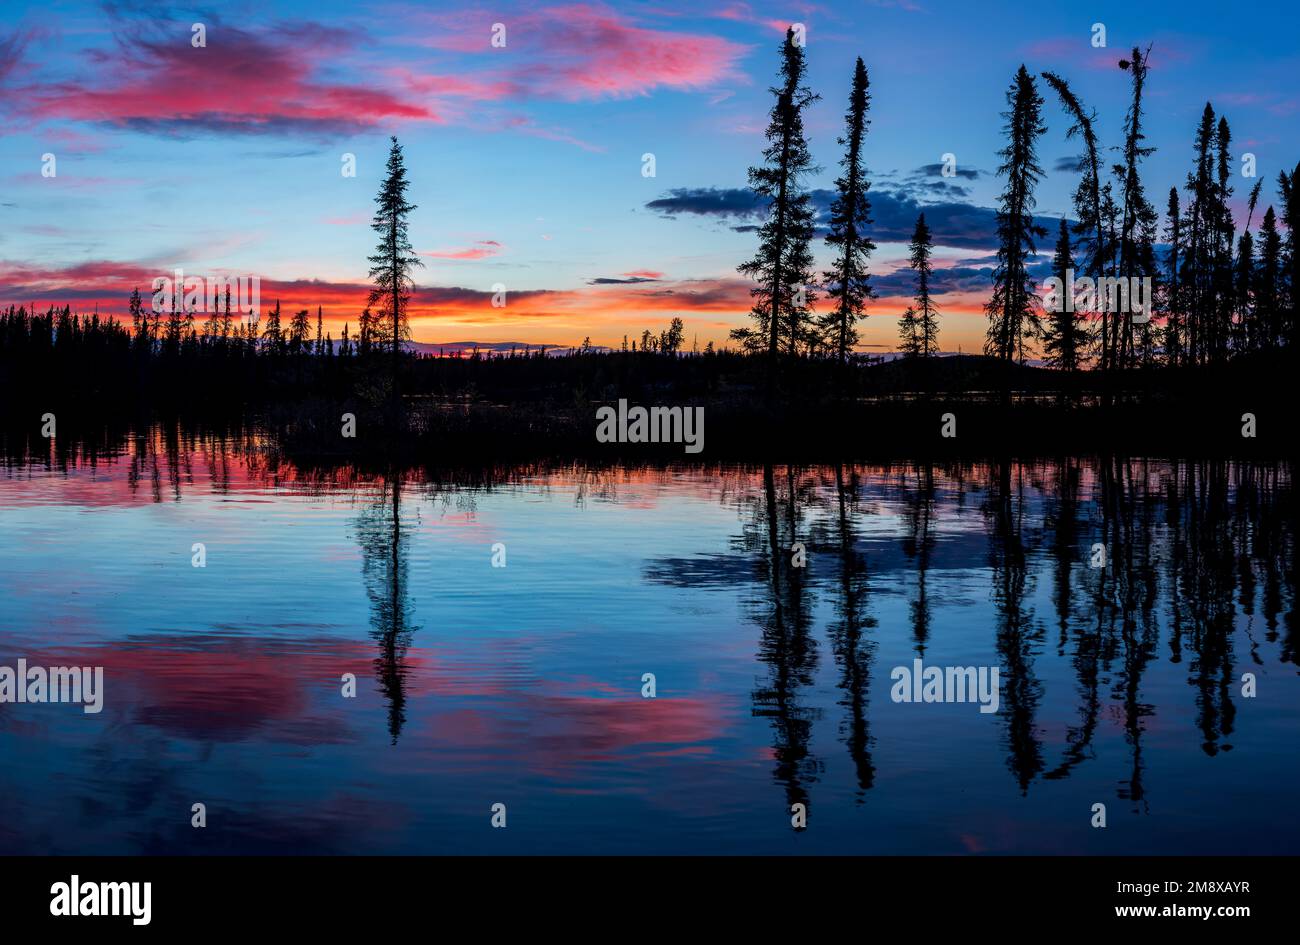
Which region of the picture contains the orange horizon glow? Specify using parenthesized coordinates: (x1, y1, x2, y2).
(0, 258, 999, 354)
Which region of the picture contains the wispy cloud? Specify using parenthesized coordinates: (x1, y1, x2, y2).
(423, 240, 504, 260)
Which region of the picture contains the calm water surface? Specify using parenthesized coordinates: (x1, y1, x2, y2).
(1, 429, 1296, 854)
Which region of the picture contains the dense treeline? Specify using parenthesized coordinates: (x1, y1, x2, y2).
(732, 30, 1298, 379)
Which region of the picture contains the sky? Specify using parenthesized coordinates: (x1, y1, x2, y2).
(1, 0, 1298, 353)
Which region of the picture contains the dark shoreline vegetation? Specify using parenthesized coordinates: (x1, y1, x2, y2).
(1, 338, 1297, 462)
(3, 33, 1298, 462)
(0, 367, 1290, 473)
(0, 282, 1295, 461)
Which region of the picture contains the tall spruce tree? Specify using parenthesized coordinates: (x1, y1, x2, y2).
(1208, 115, 1236, 361)
(368, 136, 423, 388)
(1114, 46, 1158, 368)
(985, 65, 1047, 364)
(733, 27, 820, 384)
(261, 300, 283, 355)
(1257, 206, 1283, 348)
(1161, 187, 1184, 365)
(908, 213, 939, 357)
(1278, 161, 1300, 346)
(821, 57, 874, 365)
(1182, 103, 1218, 364)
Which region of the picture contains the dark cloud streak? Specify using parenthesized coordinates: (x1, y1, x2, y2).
(647, 185, 1005, 250)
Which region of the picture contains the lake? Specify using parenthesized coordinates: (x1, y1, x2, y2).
(1, 427, 1295, 854)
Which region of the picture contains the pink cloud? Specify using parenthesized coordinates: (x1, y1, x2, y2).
(19, 21, 437, 136)
(423, 240, 503, 260)
(7, 6, 746, 150)
(529, 4, 747, 98)
(405, 3, 748, 100)
(388, 68, 516, 103)
(714, 3, 798, 35)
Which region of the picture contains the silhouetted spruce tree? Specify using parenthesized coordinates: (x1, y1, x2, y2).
(1234, 225, 1255, 353)
(1182, 103, 1218, 364)
(262, 300, 283, 355)
(1042, 219, 1088, 370)
(220, 286, 233, 344)
(1233, 181, 1261, 352)
(164, 291, 185, 358)
(821, 57, 874, 366)
(145, 289, 162, 347)
(1279, 161, 1300, 346)
(289, 308, 311, 355)
(1208, 115, 1236, 362)
(665, 317, 686, 354)
(897, 306, 920, 357)
(985, 65, 1047, 364)
(1257, 206, 1283, 348)
(367, 136, 423, 391)
(733, 27, 820, 384)
(1042, 72, 1107, 365)
(201, 299, 221, 345)
(128, 287, 146, 351)
(1114, 46, 1158, 368)
(908, 213, 939, 357)
(1160, 187, 1185, 365)
(358, 306, 373, 357)
(181, 298, 196, 351)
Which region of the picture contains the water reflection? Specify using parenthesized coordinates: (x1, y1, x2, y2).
(355, 473, 419, 744)
(0, 426, 1296, 854)
(744, 464, 821, 818)
(827, 464, 876, 799)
